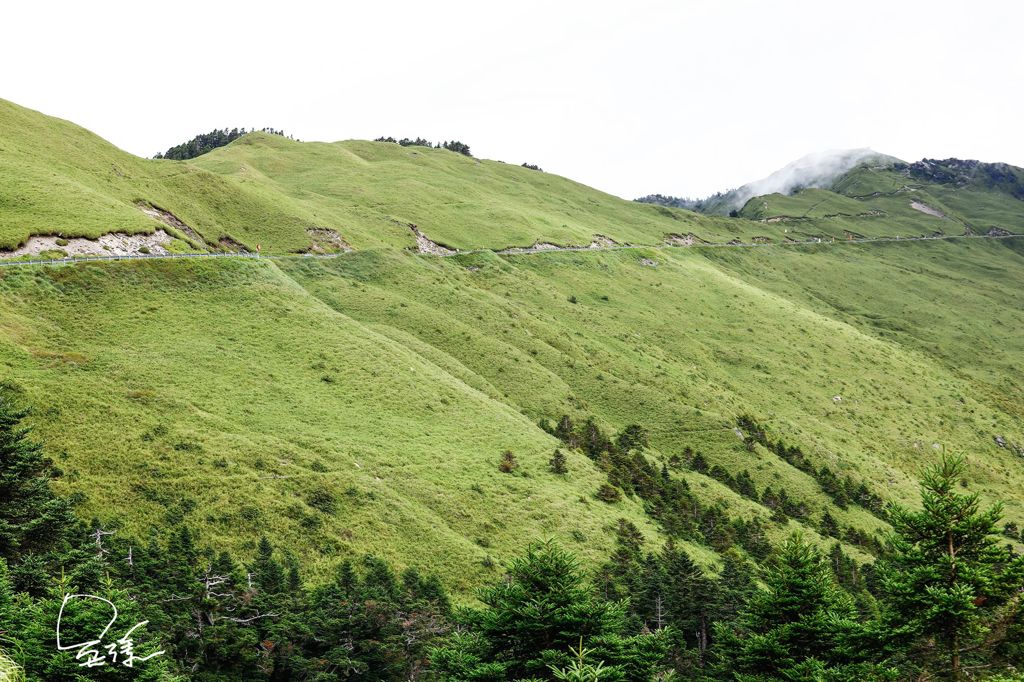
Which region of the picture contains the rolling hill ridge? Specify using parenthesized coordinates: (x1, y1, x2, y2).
(0, 97, 1022, 598)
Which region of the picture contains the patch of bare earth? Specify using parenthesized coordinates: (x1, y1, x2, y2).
(664, 233, 704, 246)
(500, 242, 561, 254)
(910, 201, 946, 219)
(306, 228, 352, 253)
(219, 236, 249, 252)
(409, 224, 457, 255)
(588, 234, 618, 249)
(1, 230, 174, 258)
(137, 202, 205, 246)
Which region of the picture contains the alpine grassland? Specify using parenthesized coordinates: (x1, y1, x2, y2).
(2, 91, 1024, 680)
(0, 96, 1022, 600)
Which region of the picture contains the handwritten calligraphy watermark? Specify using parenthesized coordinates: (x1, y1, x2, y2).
(56, 593, 165, 669)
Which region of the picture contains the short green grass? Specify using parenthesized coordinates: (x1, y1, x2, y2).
(0, 257, 673, 594)
(1, 97, 1023, 596)
(2, 241, 1020, 596)
(280, 246, 1024, 531)
(0, 98, 764, 254)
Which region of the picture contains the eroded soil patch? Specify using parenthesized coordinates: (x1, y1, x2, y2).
(1, 230, 174, 258)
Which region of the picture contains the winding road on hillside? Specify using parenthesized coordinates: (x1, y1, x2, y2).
(0, 231, 1020, 269)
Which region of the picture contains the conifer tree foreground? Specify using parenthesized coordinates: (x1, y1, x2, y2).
(876, 454, 1024, 680)
(430, 540, 670, 681)
(714, 533, 891, 681)
(0, 394, 79, 591)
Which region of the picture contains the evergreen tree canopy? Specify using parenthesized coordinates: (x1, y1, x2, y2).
(0, 395, 79, 587)
(155, 127, 290, 160)
(430, 540, 670, 681)
(876, 454, 1024, 680)
(715, 533, 883, 680)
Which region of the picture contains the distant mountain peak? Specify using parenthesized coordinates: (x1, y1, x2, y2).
(738, 149, 895, 199)
(637, 149, 901, 215)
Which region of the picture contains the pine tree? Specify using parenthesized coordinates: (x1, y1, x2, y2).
(714, 533, 881, 680)
(549, 449, 569, 475)
(430, 540, 670, 680)
(0, 395, 79, 588)
(876, 454, 1024, 680)
(253, 536, 284, 595)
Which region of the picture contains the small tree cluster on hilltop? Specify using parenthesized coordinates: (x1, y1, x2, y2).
(374, 136, 473, 156)
(635, 192, 728, 211)
(155, 127, 293, 160)
(634, 193, 702, 209)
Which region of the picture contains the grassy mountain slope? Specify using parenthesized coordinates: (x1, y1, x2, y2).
(0, 240, 1020, 594)
(738, 162, 1024, 240)
(1, 97, 1023, 597)
(0, 99, 326, 252)
(0, 98, 760, 254)
(0, 257, 669, 593)
(188, 135, 751, 250)
(281, 245, 1024, 525)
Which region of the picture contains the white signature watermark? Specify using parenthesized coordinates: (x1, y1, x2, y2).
(56, 593, 165, 669)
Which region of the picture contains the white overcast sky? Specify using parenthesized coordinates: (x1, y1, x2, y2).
(2, 0, 1021, 199)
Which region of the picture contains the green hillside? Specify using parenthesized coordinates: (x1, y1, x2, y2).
(0, 97, 760, 255)
(1, 96, 1023, 602)
(738, 161, 1024, 240)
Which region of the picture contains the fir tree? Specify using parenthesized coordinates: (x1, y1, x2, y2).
(615, 425, 648, 453)
(549, 449, 569, 475)
(499, 450, 519, 473)
(253, 536, 285, 595)
(581, 418, 612, 458)
(690, 452, 709, 474)
(554, 415, 578, 448)
(0, 395, 79, 591)
(820, 510, 842, 538)
(715, 533, 882, 680)
(876, 454, 1024, 680)
(657, 540, 718, 666)
(430, 540, 670, 680)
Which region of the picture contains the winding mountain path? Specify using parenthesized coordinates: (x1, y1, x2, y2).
(0, 231, 1020, 270)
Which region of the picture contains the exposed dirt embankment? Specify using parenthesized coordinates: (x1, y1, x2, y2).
(499, 235, 620, 254)
(663, 233, 705, 246)
(409, 224, 457, 255)
(499, 242, 560, 254)
(588, 234, 618, 249)
(306, 228, 352, 253)
(1, 230, 174, 258)
(910, 201, 946, 219)
(137, 203, 205, 245)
